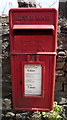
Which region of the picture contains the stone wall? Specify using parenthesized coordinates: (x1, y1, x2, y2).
(55, 32, 67, 119)
(59, 1, 67, 18)
(1, 13, 67, 119)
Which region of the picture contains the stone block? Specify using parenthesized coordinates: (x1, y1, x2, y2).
(1, 16, 9, 24)
(2, 98, 11, 110)
(0, 41, 2, 54)
(64, 105, 67, 117)
(56, 61, 65, 69)
(55, 81, 62, 92)
(16, 114, 22, 120)
(58, 51, 66, 56)
(2, 81, 12, 98)
(57, 56, 66, 62)
(2, 74, 11, 82)
(56, 76, 65, 83)
(2, 59, 11, 74)
(65, 73, 67, 79)
(63, 62, 67, 72)
(5, 112, 15, 118)
(55, 91, 66, 104)
(65, 84, 67, 92)
(56, 70, 64, 77)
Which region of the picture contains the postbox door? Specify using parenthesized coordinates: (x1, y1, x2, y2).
(11, 26, 56, 110)
(11, 54, 55, 111)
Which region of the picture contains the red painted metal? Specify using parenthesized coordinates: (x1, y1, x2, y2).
(9, 8, 58, 111)
(13, 25, 54, 30)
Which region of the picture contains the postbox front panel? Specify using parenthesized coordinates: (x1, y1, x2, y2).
(13, 30, 54, 53)
(9, 8, 57, 54)
(9, 8, 58, 111)
(11, 55, 56, 110)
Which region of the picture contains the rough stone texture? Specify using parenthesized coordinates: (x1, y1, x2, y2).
(1, 5, 67, 120)
(59, 1, 67, 19)
(55, 18, 67, 119)
(18, 0, 36, 8)
(5, 112, 15, 117)
(2, 98, 11, 110)
(31, 112, 41, 120)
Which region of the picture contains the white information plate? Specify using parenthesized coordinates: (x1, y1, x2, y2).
(24, 64, 42, 96)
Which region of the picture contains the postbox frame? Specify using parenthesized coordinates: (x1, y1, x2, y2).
(9, 8, 58, 111)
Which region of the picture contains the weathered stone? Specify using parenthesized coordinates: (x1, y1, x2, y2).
(59, 97, 66, 104)
(56, 70, 64, 77)
(55, 91, 66, 98)
(58, 51, 66, 56)
(0, 114, 2, 120)
(16, 114, 22, 119)
(65, 73, 67, 79)
(57, 57, 65, 62)
(55, 81, 62, 92)
(2, 98, 11, 110)
(2, 114, 4, 117)
(55, 92, 66, 104)
(18, 0, 36, 8)
(5, 114, 10, 118)
(31, 113, 41, 120)
(55, 76, 65, 83)
(58, 25, 61, 33)
(57, 56, 66, 62)
(56, 61, 65, 69)
(5, 112, 15, 117)
(2, 41, 9, 49)
(2, 82, 12, 98)
(57, 45, 64, 50)
(65, 84, 67, 92)
(63, 105, 67, 118)
(63, 62, 67, 72)
(2, 23, 8, 26)
(2, 74, 11, 82)
(2, 60, 11, 74)
(0, 99, 2, 110)
(1, 15, 9, 24)
(2, 29, 9, 35)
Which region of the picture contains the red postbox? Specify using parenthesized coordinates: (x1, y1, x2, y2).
(9, 8, 58, 111)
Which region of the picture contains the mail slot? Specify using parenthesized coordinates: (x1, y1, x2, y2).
(9, 8, 58, 111)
